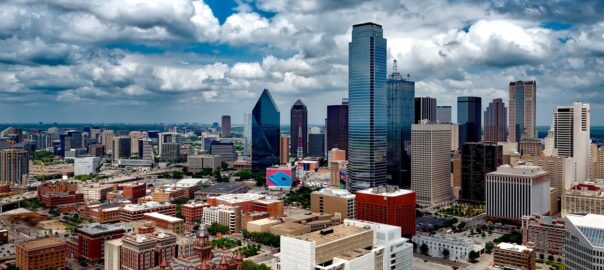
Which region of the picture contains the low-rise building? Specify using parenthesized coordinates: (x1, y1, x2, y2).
(187, 154, 221, 172)
(87, 203, 126, 223)
(120, 202, 176, 222)
(105, 239, 122, 270)
(356, 185, 416, 237)
(202, 205, 242, 233)
(207, 193, 265, 212)
(79, 183, 113, 202)
(521, 215, 565, 255)
(40, 191, 85, 207)
(493, 243, 536, 270)
(152, 187, 187, 202)
(246, 218, 281, 233)
(122, 182, 147, 203)
(564, 213, 604, 270)
(242, 211, 270, 230)
(181, 201, 210, 225)
(121, 232, 177, 270)
(311, 188, 355, 220)
(74, 156, 101, 176)
(412, 234, 484, 263)
(562, 181, 604, 217)
(75, 223, 125, 263)
(144, 212, 185, 235)
(16, 237, 66, 270)
(194, 182, 248, 198)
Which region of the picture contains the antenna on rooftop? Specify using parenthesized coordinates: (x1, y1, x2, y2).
(393, 59, 398, 73)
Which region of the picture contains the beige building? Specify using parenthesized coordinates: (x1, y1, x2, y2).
(280, 136, 289, 164)
(452, 151, 461, 199)
(143, 212, 185, 235)
(311, 188, 355, 220)
(129, 131, 144, 156)
(592, 144, 604, 179)
(330, 161, 347, 188)
(562, 180, 604, 217)
(493, 243, 536, 270)
(520, 155, 575, 200)
(201, 205, 241, 233)
(102, 130, 115, 155)
(270, 222, 311, 236)
(519, 137, 541, 156)
(246, 218, 281, 233)
(187, 154, 221, 172)
(508, 80, 537, 143)
(411, 123, 452, 207)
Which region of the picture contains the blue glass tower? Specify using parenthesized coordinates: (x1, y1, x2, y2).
(251, 89, 280, 172)
(348, 22, 388, 192)
(387, 60, 415, 188)
(457, 96, 482, 145)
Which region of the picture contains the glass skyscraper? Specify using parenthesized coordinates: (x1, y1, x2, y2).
(348, 22, 387, 192)
(508, 80, 536, 142)
(387, 60, 415, 189)
(290, 99, 308, 157)
(457, 96, 482, 145)
(326, 99, 348, 155)
(251, 89, 280, 172)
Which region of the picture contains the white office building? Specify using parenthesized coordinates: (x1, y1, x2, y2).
(104, 238, 122, 270)
(412, 233, 484, 263)
(564, 213, 604, 270)
(551, 102, 591, 182)
(486, 165, 550, 221)
(74, 156, 101, 176)
(411, 123, 452, 207)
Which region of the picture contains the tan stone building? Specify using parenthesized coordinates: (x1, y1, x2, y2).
(562, 181, 604, 217)
(493, 243, 536, 270)
(310, 188, 355, 220)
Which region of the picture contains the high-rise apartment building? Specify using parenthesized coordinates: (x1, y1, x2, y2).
(128, 131, 143, 156)
(1, 148, 28, 185)
(564, 213, 604, 270)
(279, 136, 289, 164)
(251, 89, 280, 172)
(387, 60, 415, 188)
(461, 142, 503, 203)
(348, 22, 387, 192)
(411, 123, 452, 207)
(486, 165, 550, 222)
(457, 96, 482, 145)
(509, 80, 537, 142)
(592, 145, 604, 179)
(414, 97, 437, 123)
(290, 99, 308, 157)
(552, 102, 591, 182)
(112, 136, 131, 162)
(326, 99, 348, 156)
(160, 143, 180, 163)
(221, 115, 231, 137)
(484, 98, 507, 143)
(311, 188, 355, 220)
(355, 185, 416, 237)
(436, 105, 452, 124)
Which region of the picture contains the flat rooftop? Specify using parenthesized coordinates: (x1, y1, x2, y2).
(18, 237, 64, 250)
(144, 212, 183, 223)
(356, 185, 414, 197)
(78, 223, 124, 235)
(212, 193, 264, 203)
(197, 182, 247, 194)
(248, 218, 281, 226)
(489, 165, 548, 177)
(292, 224, 369, 246)
(313, 188, 355, 198)
(497, 242, 532, 252)
(122, 201, 173, 211)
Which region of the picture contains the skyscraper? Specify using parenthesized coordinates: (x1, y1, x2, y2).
(290, 100, 308, 157)
(414, 97, 437, 123)
(509, 80, 537, 142)
(436, 105, 452, 124)
(112, 136, 131, 162)
(461, 142, 503, 203)
(243, 113, 252, 157)
(552, 102, 591, 182)
(387, 60, 415, 188)
(307, 133, 325, 157)
(221, 115, 231, 137)
(457, 96, 482, 145)
(348, 22, 387, 192)
(1, 149, 28, 186)
(484, 98, 507, 143)
(279, 136, 289, 164)
(411, 123, 452, 207)
(326, 99, 348, 156)
(251, 89, 280, 172)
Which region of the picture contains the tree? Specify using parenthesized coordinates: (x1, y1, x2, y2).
(420, 243, 429, 255)
(242, 261, 271, 270)
(485, 242, 494, 253)
(221, 161, 229, 171)
(208, 222, 230, 235)
(468, 251, 479, 263)
(539, 253, 545, 260)
(443, 248, 450, 260)
(548, 254, 554, 261)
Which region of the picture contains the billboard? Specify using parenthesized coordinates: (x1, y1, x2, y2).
(339, 169, 347, 189)
(266, 167, 294, 187)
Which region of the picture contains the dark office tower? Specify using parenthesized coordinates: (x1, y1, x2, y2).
(414, 97, 437, 123)
(460, 142, 502, 203)
(348, 22, 388, 192)
(308, 133, 325, 157)
(457, 96, 482, 145)
(290, 100, 308, 157)
(326, 99, 348, 155)
(484, 98, 507, 143)
(251, 89, 280, 172)
(436, 105, 452, 124)
(387, 60, 415, 188)
(221, 115, 231, 137)
(509, 80, 537, 142)
(59, 130, 83, 157)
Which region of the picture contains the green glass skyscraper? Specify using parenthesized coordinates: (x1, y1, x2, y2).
(251, 89, 280, 172)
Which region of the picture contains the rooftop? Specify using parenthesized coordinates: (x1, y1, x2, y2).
(356, 185, 415, 197)
(313, 188, 355, 199)
(144, 212, 183, 223)
(122, 201, 173, 212)
(182, 201, 210, 208)
(497, 242, 533, 252)
(292, 224, 370, 246)
(212, 193, 264, 203)
(18, 237, 64, 250)
(197, 182, 247, 195)
(248, 218, 281, 226)
(176, 178, 208, 186)
(489, 165, 548, 177)
(78, 223, 124, 235)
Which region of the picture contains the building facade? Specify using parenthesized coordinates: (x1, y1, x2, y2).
(460, 142, 503, 203)
(387, 60, 415, 189)
(202, 205, 242, 233)
(552, 102, 591, 182)
(355, 185, 416, 237)
(112, 136, 131, 162)
(279, 136, 289, 164)
(412, 234, 484, 263)
(221, 115, 231, 137)
(290, 99, 308, 157)
(436, 105, 452, 124)
(308, 133, 325, 157)
(0, 148, 28, 185)
(493, 243, 536, 270)
(521, 215, 565, 255)
(16, 237, 66, 270)
(251, 89, 280, 172)
(457, 96, 482, 145)
(484, 98, 507, 143)
(564, 213, 604, 270)
(414, 97, 436, 124)
(509, 80, 537, 143)
(348, 22, 388, 192)
(326, 99, 348, 157)
(311, 188, 356, 220)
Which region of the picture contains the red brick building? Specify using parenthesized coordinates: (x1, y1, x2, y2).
(252, 199, 284, 217)
(120, 201, 176, 222)
(182, 201, 210, 225)
(122, 182, 147, 203)
(355, 185, 416, 237)
(74, 223, 125, 263)
(37, 181, 84, 207)
(121, 232, 177, 270)
(16, 237, 66, 270)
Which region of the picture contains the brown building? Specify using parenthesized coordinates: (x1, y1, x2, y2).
(37, 181, 85, 207)
(87, 203, 126, 223)
(493, 243, 536, 270)
(251, 199, 284, 217)
(280, 135, 289, 164)
(121, 232, 177, 270)
(16, 237, 66, 270)
(519, 137, 541, 156)
(37, 180, 78, 198)
(242, 211, 270, 230)
(152, 187, 187, 203)
(122, 182, 147, 203)
(181, 201, 209, 225)
(310, 188, 355, 220)
(452, 151, 462, 199)
(521, 215, 565, 255)
(120, 202, 176, 222)
(75, 223, 125, 263)
(144, 213, 185, 235)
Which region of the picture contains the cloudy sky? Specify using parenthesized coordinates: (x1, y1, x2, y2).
(2, 0, 604, 125)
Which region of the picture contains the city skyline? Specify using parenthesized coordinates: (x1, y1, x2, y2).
(1, 1, 603, 125)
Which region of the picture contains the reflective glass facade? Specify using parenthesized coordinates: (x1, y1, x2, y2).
(457, 96, 482, 145)
(387, 67, 415, 188)
(348, 22, 388, 192)
(290, 99, 308, 157)
(251, 89, 280, 172)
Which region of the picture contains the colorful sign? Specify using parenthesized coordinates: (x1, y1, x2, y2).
(266, 168, 294, 187)
(339, 169, 347, 189)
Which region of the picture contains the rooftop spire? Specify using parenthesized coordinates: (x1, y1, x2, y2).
(393, 59, 398, 73)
